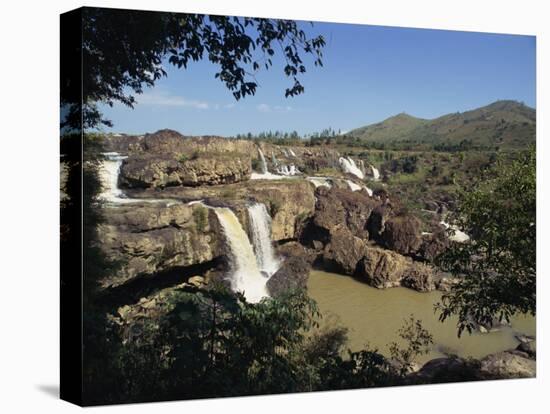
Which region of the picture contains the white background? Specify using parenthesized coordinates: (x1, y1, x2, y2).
(0, 0, 548, 412)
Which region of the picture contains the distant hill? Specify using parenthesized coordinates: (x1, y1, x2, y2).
(348, 100, 535, 149)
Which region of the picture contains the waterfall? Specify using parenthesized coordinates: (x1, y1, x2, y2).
(257, 147, 268, 174)
(440, 221, 470, 243)
(99, 152, 129, 202)
(247, 203, 280, 276)
(307, 177, 332, 188)
(345, 179, 373, 196)
(339, 156, 364, 179)
(214, 207, 269, 303)
(370, 164, 380, 181)
(288, 148, 297, 157)
(99, 152, 178, 205)
(346, 180, 362, 192)
(271, 151, 279, 166)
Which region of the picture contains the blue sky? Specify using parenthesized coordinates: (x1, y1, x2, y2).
(99, 21, 536, 136)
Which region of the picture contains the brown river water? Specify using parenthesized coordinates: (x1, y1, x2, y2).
(308, 270, 535, 363)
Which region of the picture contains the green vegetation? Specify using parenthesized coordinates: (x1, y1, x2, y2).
(436, 147, 536, 335)
(82, 284, 425, 404)
(389, 315, 434, 375)
(63, 8, 326, 131)
(346, 100, 535, 151)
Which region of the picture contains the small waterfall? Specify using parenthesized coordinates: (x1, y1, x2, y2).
(99, 152, 129, 202)
(440, 221, 470, 243)
(346, 180, 362, 192)
(214, 207, 269, 303)
(345, 179, 373, 196)
(275, 164, 301, 176)
(271, 152, 279, 166)
(257, 147, 268, 174)
(307, 177, 332, 188)
(339, 157, 364, 179)
(370, 164, 380, 181)
(248, 203, 280, 276)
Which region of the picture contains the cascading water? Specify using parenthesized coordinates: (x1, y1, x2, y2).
(346, 180, 362, 192)
(339, 156, 364, 179)
(214, 207, 270, 303)
(99, 152, 130, 202)
(440, 221, 470, 243)
(271, 152, 279, 166)
(370, 164, 380, 181)
(247, 203, 280, 276)
(307, 177, 332, 188)
(257, 147, 268, 174)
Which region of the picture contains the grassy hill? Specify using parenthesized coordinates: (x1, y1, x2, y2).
(348, 100, 535, 149)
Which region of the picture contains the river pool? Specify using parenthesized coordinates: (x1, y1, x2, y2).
(308, 270, 535, 362)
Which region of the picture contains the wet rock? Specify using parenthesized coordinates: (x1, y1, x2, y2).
(267, 256, 311, 297)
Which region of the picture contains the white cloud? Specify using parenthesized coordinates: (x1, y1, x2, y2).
(137, 90, 209, 110)
(257, 103, 271, 113)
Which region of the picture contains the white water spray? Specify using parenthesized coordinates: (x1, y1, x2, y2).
(214, 207, 270, 303)
(307, 177, 332, 188)
(247, 203, 280, 276)
(257, 147, 268, 174)
(370, 165, 380, 181)
(339, 157, 364, 179)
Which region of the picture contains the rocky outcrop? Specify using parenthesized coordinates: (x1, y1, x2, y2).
(248, 180, 316, 241)
(381, 214, 422, 255)
(402, 262, 436, 292)
(98, 203, 222, 288)
(366, 204, 392, 240)
(417, 230, 449, 262)
(301, 187, 379, 247)
(355, 245, 437, 291)
(267, 256, 311, 297)
(479, 350, 536, 379)
(322, 226, 367, 275)
(356, 246, 410, 288)
(120, 153, 251, 188)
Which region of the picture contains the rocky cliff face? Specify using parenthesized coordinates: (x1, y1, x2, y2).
(98, 202, 222, 288)
(120, 153, 251, 188)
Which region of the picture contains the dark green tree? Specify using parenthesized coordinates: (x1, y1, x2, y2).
(436, 147, 536, 335)
(62, 7, 326, 130)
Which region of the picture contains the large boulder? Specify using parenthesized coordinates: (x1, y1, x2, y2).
(417, 229, 450, 262)
(322, 226, 367, 275)
(366, 205, 392, 240)
(412, 357, 482, 384)
(479, 351, 536, 379)
(248, 180, 316, 241)
(266, 256, 311, 297)
(98, 203, 221, 287)
(402, 262, 437, 292)
(356, 246, 410, 288)
(302, 187, 379, 247)
(381, 214, 422, 255)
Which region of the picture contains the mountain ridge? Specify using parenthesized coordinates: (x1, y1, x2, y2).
(348, 100, 535, 149)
